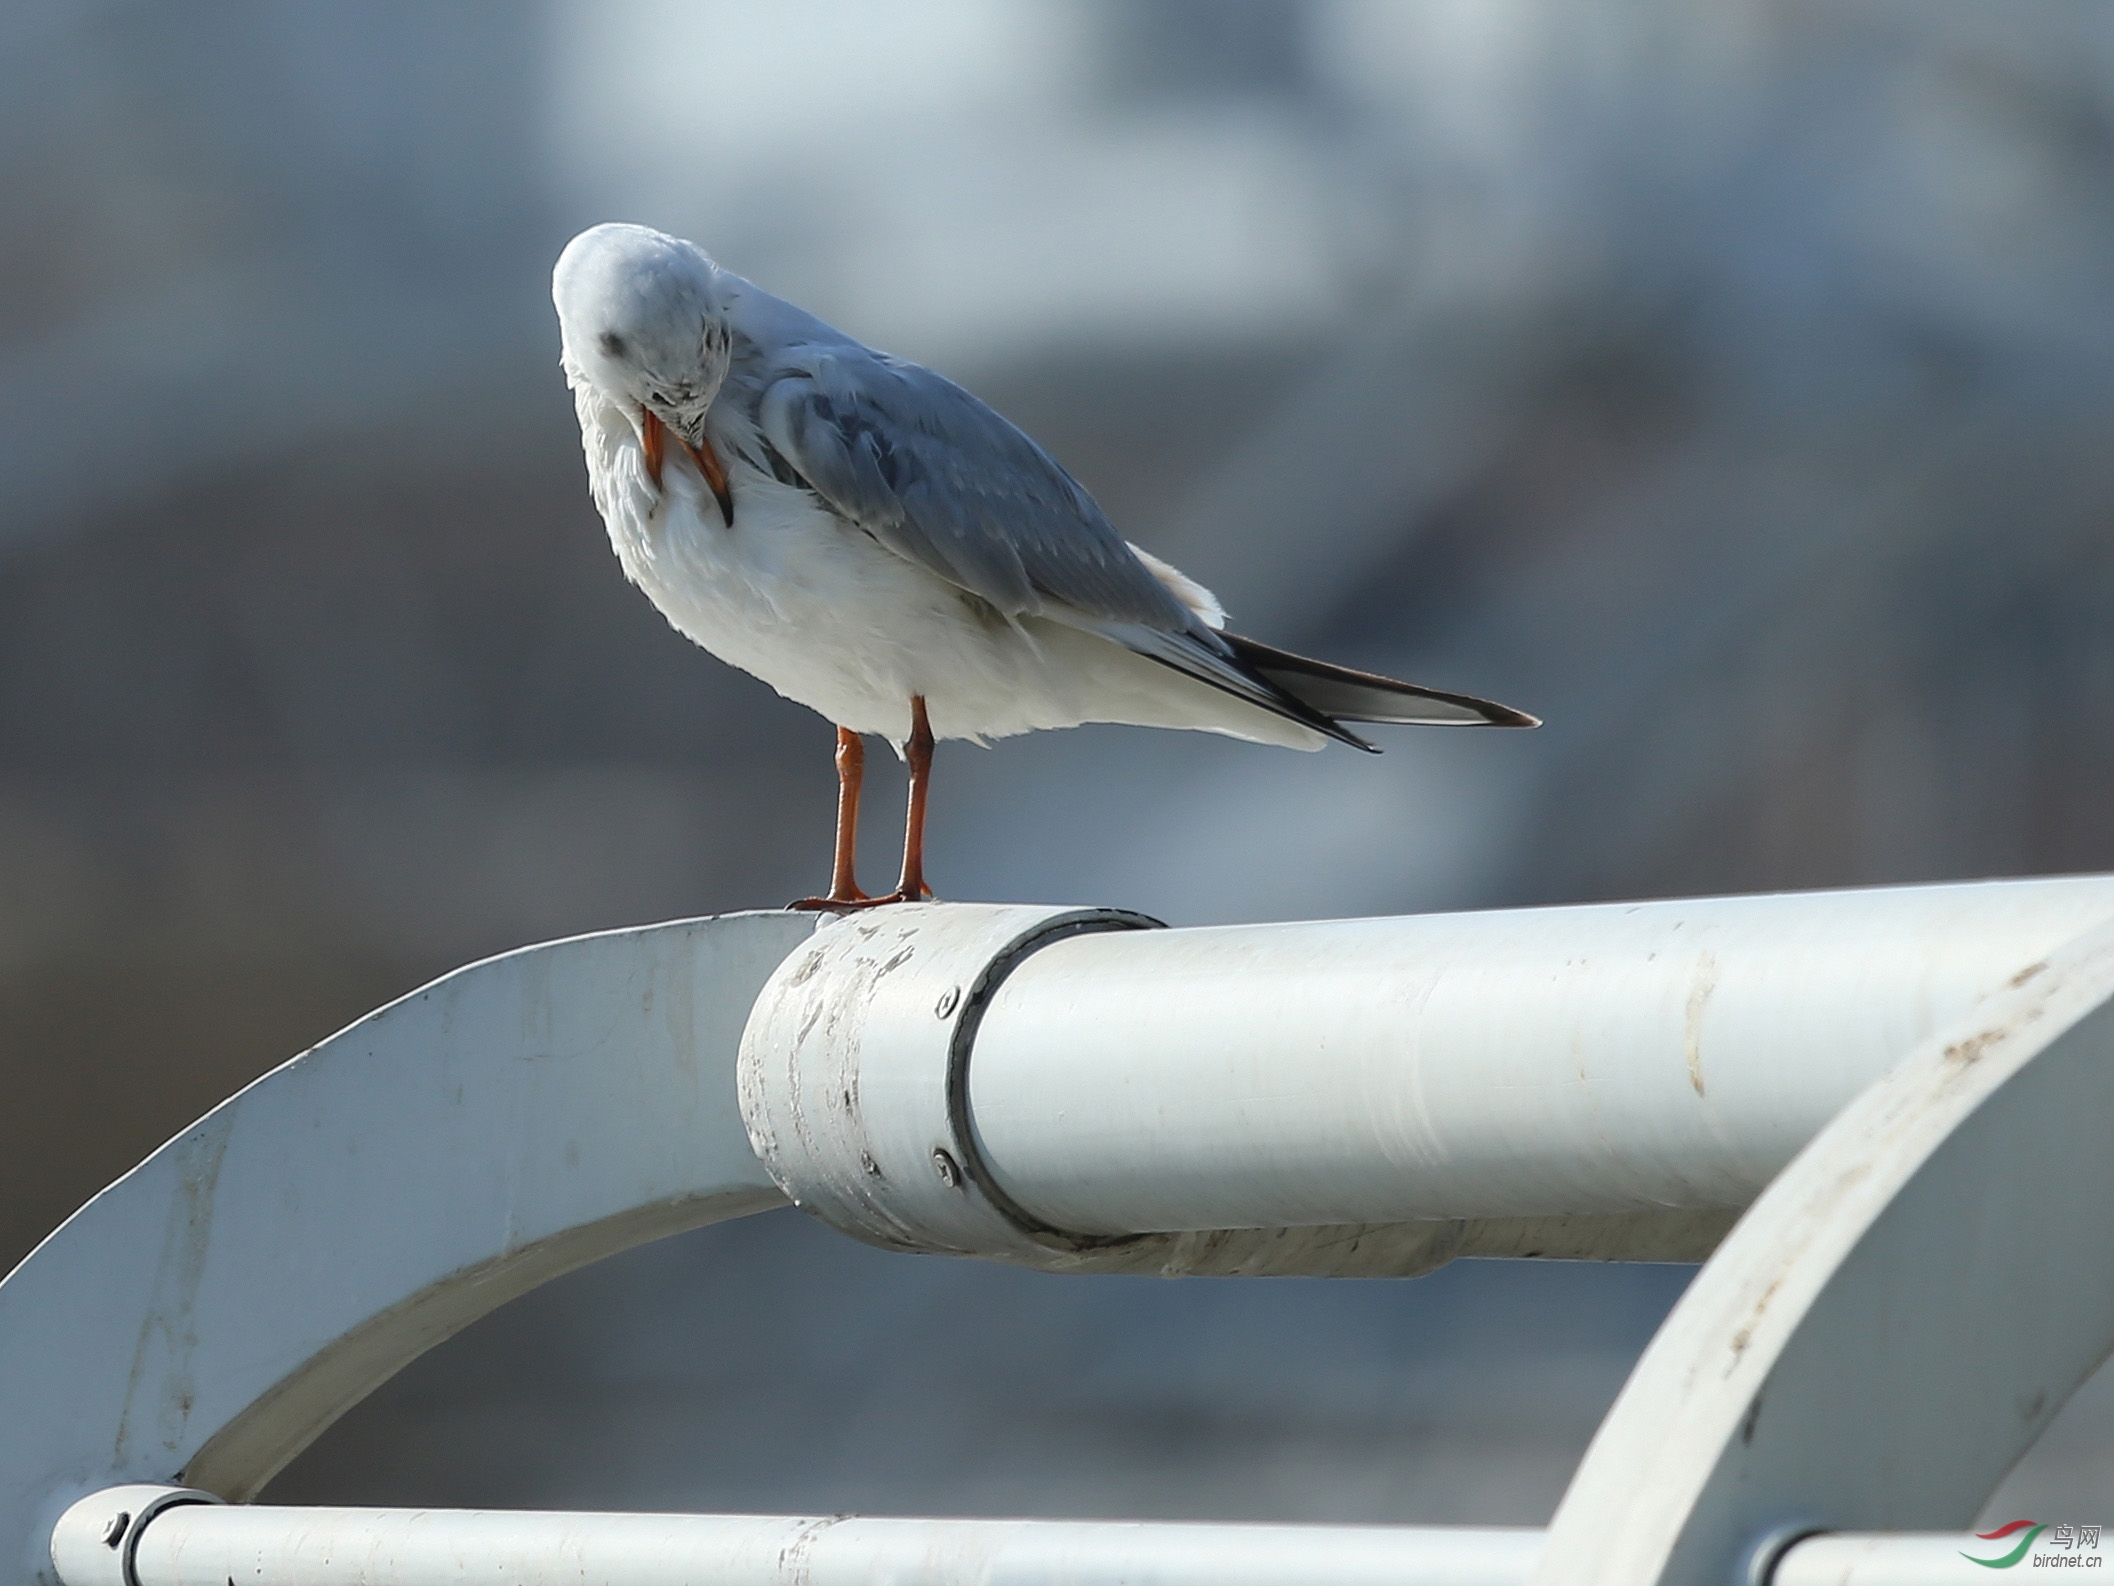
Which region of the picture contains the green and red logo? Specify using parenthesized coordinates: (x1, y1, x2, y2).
(1963, 1521, 2047, 1569)
(1962, 1520, 2103, 1568)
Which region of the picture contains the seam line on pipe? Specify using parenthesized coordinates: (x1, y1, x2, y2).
(944, 910, 1161, 1251)
(118, 1490, 221, 1586)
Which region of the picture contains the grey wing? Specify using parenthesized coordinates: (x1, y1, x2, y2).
(754, 347, 1366, 741)
(753, 349, 1197, 629)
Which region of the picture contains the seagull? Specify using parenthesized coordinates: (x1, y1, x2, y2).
(552, 222, 1537, 908)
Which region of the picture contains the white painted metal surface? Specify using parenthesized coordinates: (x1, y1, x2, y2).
(51, 1490, 1543, 1586)
(1771, 1531, 2099, 1585)
(48, 1487, 220, 1586)
(740, 903, 1740, 1274)
(53, 1490, 2110, 1586)
(13, 879, 2114, 1586)
(0, 912, 818, 1586)
(739, 905, 1158, 1262)
(748, 879, 2114, 1238)
(1533, 914, 2114, 1585)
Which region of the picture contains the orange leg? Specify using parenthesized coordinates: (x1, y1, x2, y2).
(789, 727, 873, 910)
(889, 695, 937, 903)
(786, 702, 937, 910)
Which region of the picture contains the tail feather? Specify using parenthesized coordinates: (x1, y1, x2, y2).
(1223, 633, 1540, 731)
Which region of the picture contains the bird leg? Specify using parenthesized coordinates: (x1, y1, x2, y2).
(786, 702, 937, 910)
(786, 702, 936, 910)
(827, 726, 869, 901)
(888, 695, 937, 904)
(788, 727, 874, 910)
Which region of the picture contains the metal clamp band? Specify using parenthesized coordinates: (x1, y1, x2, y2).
(50, 1486, 222, 1586)
(737, 904, 1159, 1259)
(939, 910, 1161, 1250)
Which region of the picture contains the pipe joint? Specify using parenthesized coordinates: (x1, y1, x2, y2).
(738, 904, 1160, 1260)
(50, 1487, 220, 1586)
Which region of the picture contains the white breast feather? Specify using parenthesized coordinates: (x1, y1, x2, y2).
(566, 372, 1320, 751)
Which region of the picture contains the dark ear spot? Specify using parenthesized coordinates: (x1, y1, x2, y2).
(598, 331, 628, 359)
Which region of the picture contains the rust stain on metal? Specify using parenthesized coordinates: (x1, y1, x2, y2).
(1946, 977, 2055, 1067)
(1943, 1005, 2042, 1067)
(1945, 1029, 2002, 1065)
(1728, 1273, 1785, 1365)
(1723, 1152, 1876, 1379)
(1684, 949, 1718, 1098)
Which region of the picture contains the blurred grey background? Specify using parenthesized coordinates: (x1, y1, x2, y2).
(4, 0, 2110, 1528)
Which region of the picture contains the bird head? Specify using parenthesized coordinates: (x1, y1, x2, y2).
(553, 223, 734, 450)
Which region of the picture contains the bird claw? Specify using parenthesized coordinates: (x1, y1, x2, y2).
(785, 887, 934, 912)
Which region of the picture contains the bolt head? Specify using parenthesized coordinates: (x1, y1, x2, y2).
(932, 1147, 962, 1188)
(102, 1512, 130, 1548)
(934, 986, 961, 1018)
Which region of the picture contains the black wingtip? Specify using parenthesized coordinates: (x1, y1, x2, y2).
(1271, 702, 1378, 753)
(1220, 632, 1539, 732)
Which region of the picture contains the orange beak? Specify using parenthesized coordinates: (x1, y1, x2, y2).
(640, 407, 667, 488)
(640, 407, 735, 525)
(684, 433, 735, 526)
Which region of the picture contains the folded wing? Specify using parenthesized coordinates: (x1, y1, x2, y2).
(754, 346, 1536, 744)
(755, 349, 1189, 630)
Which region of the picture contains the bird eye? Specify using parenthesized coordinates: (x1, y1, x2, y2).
(598, 331, 628, 359)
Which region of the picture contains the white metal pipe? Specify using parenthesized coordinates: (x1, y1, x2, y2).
(964, 878, 2114, 1230)
(1532, 914, 2114, 1582)
(1771, 1530, 2103, 1583)
(54, 1493, 1543, 1586)
(54, 1494, 2093, 1586)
